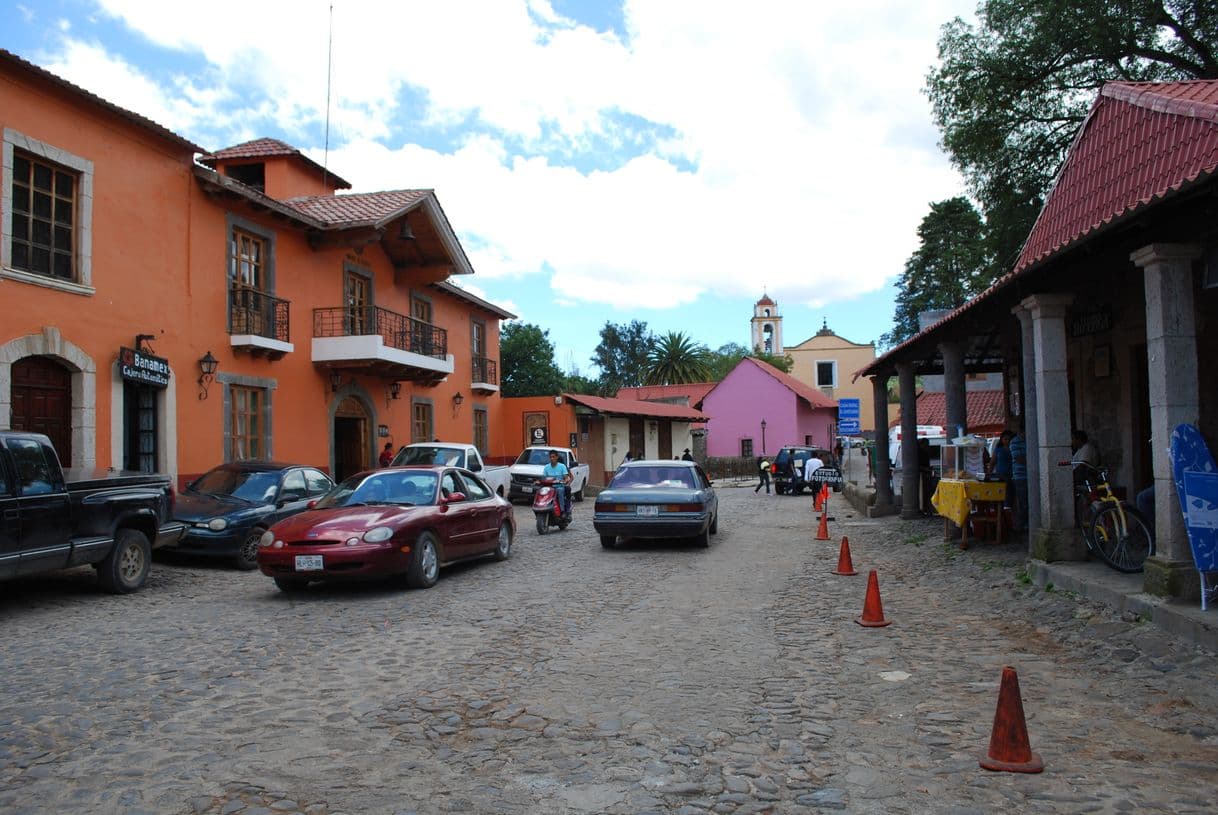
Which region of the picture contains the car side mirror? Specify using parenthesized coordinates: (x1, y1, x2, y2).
(278, 491, 303, 507)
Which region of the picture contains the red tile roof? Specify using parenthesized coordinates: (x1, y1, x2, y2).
(2, 48, 203, 154)
(1015, 80, 1218, 273)
(858, 79, 1218, 380)
(755, 294, 776, 306)
(562, 393, 707, 420)
(200, 137, 352, 189)
(741, 357, 837, 410)
(285, 189, 430, 228)
(616, 383, 716, 406)
(890, 389, 1007, 432)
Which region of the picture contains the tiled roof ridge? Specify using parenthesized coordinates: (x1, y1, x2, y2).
(286, 188, 435, 204)
(745, 357, 837, 409)
(200, 136, 352, 190)
(1103, 80, 1218, 124)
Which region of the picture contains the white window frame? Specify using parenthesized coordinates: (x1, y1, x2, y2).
(1, 128, 94, 295)
(814, 359, 838, 389)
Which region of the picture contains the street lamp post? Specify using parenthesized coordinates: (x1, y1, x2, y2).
(760, 419, 767, 455)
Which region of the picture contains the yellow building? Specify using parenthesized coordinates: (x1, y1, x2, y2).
(786, 320, 877, 433)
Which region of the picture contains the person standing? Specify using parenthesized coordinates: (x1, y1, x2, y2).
(1008, 425, 1028, 531)
(378, 442, 395, 468)
(803, 451, 825, 497)
(681, 448, 694, 461)
(755, 457, 771, 493)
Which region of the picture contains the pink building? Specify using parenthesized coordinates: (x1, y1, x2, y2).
(697, 358, 837, 458)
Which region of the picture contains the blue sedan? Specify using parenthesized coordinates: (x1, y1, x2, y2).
(593, 460, 719, 549)
(169, 462, 334, 569)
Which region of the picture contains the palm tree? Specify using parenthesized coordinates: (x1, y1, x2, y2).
(645, 331, 711, 385)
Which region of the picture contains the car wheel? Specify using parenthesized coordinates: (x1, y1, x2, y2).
(574, 488, 584, 502)
(695, 526, 711, 548)
(234, 529, 263, 571)
(709, 512, 719, 535)
(493, 522, 512, 561)
(536, 515, 548, 535)
(97, 528, 151, 593)
(406, 531, 440, 589)
(274, 577, 309, 593)
(775, 484, 786, 495)
(600, 534, 616, 549)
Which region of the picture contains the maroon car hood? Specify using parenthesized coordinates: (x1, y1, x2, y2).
(271, 505, 424, 539)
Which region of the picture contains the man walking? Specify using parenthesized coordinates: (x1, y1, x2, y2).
(755, 457, 771, 493)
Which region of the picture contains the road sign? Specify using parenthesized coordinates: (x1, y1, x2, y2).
(812, 466, 844, 486)
(838, 419, 861, 435)
(838, 398, 860, 420)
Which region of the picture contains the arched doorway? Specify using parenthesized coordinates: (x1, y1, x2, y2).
(333, 396, 370, 481)
(11, 356, 73, 465)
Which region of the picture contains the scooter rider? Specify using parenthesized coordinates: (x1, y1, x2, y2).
(542, 450, 572, 516)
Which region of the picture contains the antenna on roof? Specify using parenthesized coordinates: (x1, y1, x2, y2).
(322, 3, 334, 190)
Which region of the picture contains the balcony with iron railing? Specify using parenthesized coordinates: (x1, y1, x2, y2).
(471, 355, 499, 393)
(228, 286, 293, 358)
(311, 305, 454, 382)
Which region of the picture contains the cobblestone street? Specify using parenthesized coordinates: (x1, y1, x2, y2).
(2, 483, 1217, 814)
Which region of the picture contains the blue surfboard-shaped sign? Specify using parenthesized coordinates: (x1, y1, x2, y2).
(1170, 423, 1218, 609)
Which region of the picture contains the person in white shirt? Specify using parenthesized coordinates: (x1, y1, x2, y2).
(803, 453, 824, 495)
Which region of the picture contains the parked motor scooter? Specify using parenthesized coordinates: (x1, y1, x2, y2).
(532, 477, 572, 534)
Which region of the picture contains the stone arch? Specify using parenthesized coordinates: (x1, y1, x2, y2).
(327, 381, 379, 478)
(0, 327, 96, 469)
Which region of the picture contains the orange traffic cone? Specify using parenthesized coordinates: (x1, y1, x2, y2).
(855, 569, 892, 627)
(832, 536, 858, 576)
(979, 666, 1044, 773)
(815, 509, 830, 540)
(814, 489, 824, 513)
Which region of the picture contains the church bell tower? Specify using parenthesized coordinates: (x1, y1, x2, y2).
(750, 293, 783, 355)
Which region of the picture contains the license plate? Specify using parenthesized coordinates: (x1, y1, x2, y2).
(637, 505, 659, 516)
(295, 555, 323, 571)
(523, 486, 533, 493)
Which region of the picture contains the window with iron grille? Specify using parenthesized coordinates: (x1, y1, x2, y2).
(10, 151, 77, 280)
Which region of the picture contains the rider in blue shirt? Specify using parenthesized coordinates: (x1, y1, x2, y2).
(542, 450, 572, 515)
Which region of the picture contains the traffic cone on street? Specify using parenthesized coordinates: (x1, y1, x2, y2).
(979, 666, 1044, 773)
(855, 570, 892, 627)
(815, 508, 830, 540)
(814, 488, 824, 513)
(832, 536, 858, 576)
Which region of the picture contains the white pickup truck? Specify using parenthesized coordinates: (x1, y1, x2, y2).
(508, 446, 591, 504)
(389, 442, 511, 497)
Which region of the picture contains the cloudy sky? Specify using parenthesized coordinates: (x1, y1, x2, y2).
(6, 0, 976, 374)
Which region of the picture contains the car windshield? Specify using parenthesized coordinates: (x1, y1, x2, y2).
(514, 448, 559, 465)
(190, 468, 281, 504)
(392, 446, 464, 467)
(609, 466, 695, 490)
(314, 471, 439, 508)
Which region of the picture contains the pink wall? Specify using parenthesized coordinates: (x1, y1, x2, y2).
(701, 362, 835, 457)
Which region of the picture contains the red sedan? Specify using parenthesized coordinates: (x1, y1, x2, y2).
(256, 466, 515, 592)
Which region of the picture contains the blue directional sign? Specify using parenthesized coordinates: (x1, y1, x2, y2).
(838, 419, 861, 435)
(838, 398, 860, 420)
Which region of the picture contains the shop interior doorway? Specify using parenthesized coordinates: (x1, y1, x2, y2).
(334, 396, 370, 481)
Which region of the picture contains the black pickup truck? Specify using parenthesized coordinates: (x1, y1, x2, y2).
(0, 431, 185, 593)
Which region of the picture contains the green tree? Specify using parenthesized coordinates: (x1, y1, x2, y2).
(499, 322, 565, 397)
(705, 342, 750, 381)
(927, 0, 1218, 274)
(881, 197, 988, 349)
(645, 331, 712, 385)
(750, 350, 795, 373)
(592, 320, 652, 394)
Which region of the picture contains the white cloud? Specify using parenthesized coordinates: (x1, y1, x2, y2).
(36, 0, 976, 312)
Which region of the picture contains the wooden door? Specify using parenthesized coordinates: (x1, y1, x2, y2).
(334, 397, 369, 481)
(11, 356, 72, 466)
(658, 421, 673, 460)
(628, 418, 645, 461)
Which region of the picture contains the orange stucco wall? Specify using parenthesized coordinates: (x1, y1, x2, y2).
(493, 397, 580, 464)
(1, 59, 505, 485)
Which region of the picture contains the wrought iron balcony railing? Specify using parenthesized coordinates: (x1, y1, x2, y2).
(228, 286, 290, 343)
(472, 355, 498, 385)
(312, 306, 448, 360)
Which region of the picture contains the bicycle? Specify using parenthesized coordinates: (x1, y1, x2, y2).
(1063, 461, 1154, 573)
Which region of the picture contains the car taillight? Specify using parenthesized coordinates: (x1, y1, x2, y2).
(596, 503, 630, 513)
(665, 504, 701, 512)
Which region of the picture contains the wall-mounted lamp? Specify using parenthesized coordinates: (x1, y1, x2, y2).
(387, 381, 402, 401)
(197, 351, 218, 400)
(329, 371, 344, 392)
(452, 391, 465, 416)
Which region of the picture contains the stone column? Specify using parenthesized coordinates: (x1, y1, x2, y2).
(897, 361, 920, 520)
(1022, 293, 1081, 561)
(1132, 243, 1202, 600)
(940, 341, 967, 438)
(1012, 305, 1041, 536)
(870, 374, 896, 516)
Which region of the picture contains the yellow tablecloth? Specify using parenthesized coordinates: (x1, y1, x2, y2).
(931, 479, 1007, 527)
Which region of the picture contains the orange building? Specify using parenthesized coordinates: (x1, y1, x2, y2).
(0, 49, 511, 486)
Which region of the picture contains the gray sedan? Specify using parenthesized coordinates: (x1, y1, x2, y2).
(593, 460, 719, 549)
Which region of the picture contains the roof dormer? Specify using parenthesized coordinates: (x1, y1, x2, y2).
(199, 137, 351, 199)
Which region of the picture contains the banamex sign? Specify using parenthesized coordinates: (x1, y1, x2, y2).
(119, 346, 171, 388)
